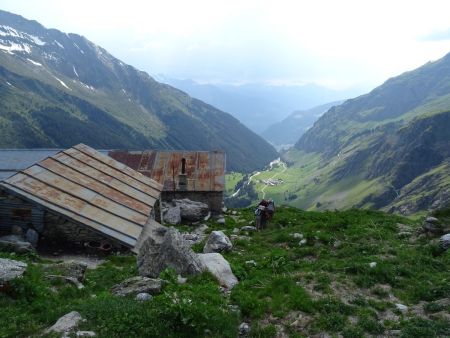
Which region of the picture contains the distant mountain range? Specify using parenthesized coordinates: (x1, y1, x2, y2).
(156, 75, 365, 133)
(261, 101, 344, 150)
(0, 10, 278, 172)
(286, 52, 450, 214)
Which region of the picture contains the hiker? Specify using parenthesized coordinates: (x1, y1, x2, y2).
(255, 199, 269, 230)
(267, 199, 275, 220)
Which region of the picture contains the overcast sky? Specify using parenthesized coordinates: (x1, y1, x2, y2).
(2, 0, 450, 90)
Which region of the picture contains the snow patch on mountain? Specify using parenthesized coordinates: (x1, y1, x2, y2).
(73, 65, 79, 77)
(27, 58, 42, 66)
(53, 76, 70, 90)
(0, 41, 31, 54)
(54, 40, 64, 49)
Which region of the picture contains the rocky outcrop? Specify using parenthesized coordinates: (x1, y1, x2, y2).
(198, 253, 238, 289)
(203, 231, 232, 253)
(0, 258, 27, 284)
(0, 235, 35, 254)
(111, 276, 164, 297)
(138, 227, 204, 278)
(162, 199, 210, 224)
(440, 233, 450, 251)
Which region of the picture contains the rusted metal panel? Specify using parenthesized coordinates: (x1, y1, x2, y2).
(108, 150, 226, 192)
(0, 144, 163, 248)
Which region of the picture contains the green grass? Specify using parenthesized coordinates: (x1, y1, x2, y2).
(1, 207, 449, 337)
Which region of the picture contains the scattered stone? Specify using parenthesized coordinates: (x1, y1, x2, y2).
(44, 261, 87, 283)
(369, 262, 377, 268)
(203, 231, 233, 253)
(111, 276, 164, 297)
(228, 304, 240, 313)
(0, 258, 27, 284)
(238, 322, 250, 335)
(203, 212, 211, 221)
(45, 311, 83, 334)
(240, 226, 257, 232)
(222, 206, 228, 213)
(198, 253, 238, 289)
(163, 205, 181, 225)
(0, 235, 34, 254)
(299, 239, 307, 246)
(333, 240, 342, 248)
(135, 292, 152, 301)
(395, 303, 408, 313)
(439, 233, 450, 251)
(25, 228, 39, 247)
(292, 233, 303, 239)
(216, 217, 226, 225)
(426, 216, 439, 223)
(138, 227, 204, 278)
(173, 199, 210, 222)
(76, 331, 96, 337)
(233, 228, 240, 234)
(245, 260, 257, 266)
(177, 275, 187, 284)
(232, 210, 237, 215)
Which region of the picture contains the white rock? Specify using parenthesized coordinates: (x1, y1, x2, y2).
(241, 226, 257, 232)
(216, 217, 226, 225)
(46, 311, 83, 333)
(369, 262, 377, 268)
(299, 239, 307, 246)
(395, 303, 408, 313)
(232, 210, 237, 215)
(76, 331, 96, 337)
(245, 260, 257, 266)
(426, 216, 439, 223)
(233, 228, 240, 234)
(177, 275, 187, 284)
(198, 253, 238, 289)
(135, 292, 152, 301)
(239, 322, 250, 335)
(292, 233, 303, 239)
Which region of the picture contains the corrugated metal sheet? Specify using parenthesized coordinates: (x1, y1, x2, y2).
(108, 150, 225, 192)
(0, 144, 162, 248)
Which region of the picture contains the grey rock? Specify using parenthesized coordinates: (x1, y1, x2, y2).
(76, 331, 96, 337)
(173, 199, 209, 222)
(240, 226, 257, 232)
(216, 217, 226, 225)
(245, 260, 257, 266)
(292, 233, 303, 239)
(0, 258, 27, 283)
(232, 210, 237, 215)
(439, 233, 450, 250)
(198, 253, 238, 289)
(222, 206, 228, 213)
(0, 235, 34, 254)
(138, 227, 204, 278)
(135, 292, 153, 301)
(25, 228, 39, 247)
(426, 216, 439, 223)
(163, 205, 181, 225)
(45, 311, 83, 334)
(395, 303, 408, 313)
(203, 231, 232, 253)
(111, 276, 163, 297)
(232, 228, 240, 234)
(239, 322, 250, 335)
(177, 275, 187, 284)
(204, 212, 211, 221)
(43, 261, 87, 283)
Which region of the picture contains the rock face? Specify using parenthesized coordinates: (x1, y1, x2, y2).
(111, 276, 163, 297)
(198, 253, 238, 289)
(138, 227, 204, 278)
(203, 231, 233, 253)
(0, 235, 35, 254)
(0, 258, 27, 284)
(45, 311, 83, 334)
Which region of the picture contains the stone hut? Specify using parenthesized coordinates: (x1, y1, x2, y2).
(0, 144, 163, 253)
(108, 150, 225, 213)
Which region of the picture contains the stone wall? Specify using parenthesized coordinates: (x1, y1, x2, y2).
(161, 191, 223, 214)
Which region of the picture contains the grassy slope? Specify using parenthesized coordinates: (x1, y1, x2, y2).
(1, 207, 449, 338)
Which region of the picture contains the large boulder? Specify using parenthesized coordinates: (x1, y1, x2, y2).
(45, 311, 83, 334)
(111, 276, 164, 297)
(203, 231, 233, 253)
(173, 199, 209, 222)
(163, 205, 181, 225)
(0, 258, 27, 284)
(198, 253, 238, 289)
(0, 235, 35, 254)
(138, 227, 204, 278)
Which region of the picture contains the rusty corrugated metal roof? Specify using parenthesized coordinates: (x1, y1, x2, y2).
(0, 144, 163, 248)
(108, 150, 225, 192)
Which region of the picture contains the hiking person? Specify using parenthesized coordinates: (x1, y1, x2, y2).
(255, 199, 269, 230)
(267, 199, 275, 220)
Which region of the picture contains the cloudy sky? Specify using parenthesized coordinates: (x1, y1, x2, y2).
(2, 0, 450, 90)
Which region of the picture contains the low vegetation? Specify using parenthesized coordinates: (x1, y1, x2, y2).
(1, 207, 449, 337)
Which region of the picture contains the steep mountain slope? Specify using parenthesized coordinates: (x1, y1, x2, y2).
(0, 10, 278, 172)
(283, 53, 450, 214)
(261, 101, 344, 149)
(158, 75, 364, 133)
